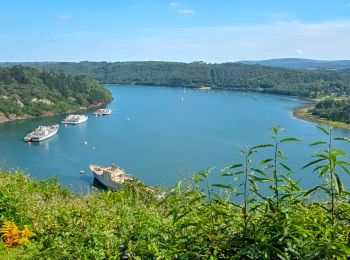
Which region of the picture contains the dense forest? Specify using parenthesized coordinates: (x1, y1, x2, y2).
(1, 61, 350, 98)
(0, 126, 349, 258)
(0, 66, 112, 119)
(311, 98, 350, 124)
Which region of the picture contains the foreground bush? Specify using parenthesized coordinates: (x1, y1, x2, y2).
(0, 126, 349, 259)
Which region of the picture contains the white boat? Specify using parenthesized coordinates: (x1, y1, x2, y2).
(24, 124, 59, 142)
(89, 164, 135, 190)
(90, 164, 165, 199)
(61, 114, 88, 125)
(94, 108, 112, 116)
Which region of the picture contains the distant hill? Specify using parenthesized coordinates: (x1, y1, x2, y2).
(238, 58, 350, 69)
(1, 61, 350, 99)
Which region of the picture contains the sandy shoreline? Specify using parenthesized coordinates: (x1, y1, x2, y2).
(293, 105, 350, 130)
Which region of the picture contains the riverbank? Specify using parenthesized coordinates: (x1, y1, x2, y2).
(0, 103, 105, 124)
(293, 105, 350, 130)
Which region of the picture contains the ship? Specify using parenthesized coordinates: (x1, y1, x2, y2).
(61, 114, 88, 125)
(89, 164, 135, 190)
(94, 108, 112, 116)
(89, 164, 161, 197)
(24, 124, 59, 142)
(197, 86, 212, 90)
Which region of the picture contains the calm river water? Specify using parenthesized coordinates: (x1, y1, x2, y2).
(0, 85, 349, 192)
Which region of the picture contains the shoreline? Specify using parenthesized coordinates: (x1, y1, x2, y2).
(0, 103, 105, 124)
(293, 105, 350, 130)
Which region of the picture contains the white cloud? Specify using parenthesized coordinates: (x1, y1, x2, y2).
(170, 2, 178, 6)
(56, 15, 72, 21)
(178, 9, 195, 14)
(296, 48, 304, 55)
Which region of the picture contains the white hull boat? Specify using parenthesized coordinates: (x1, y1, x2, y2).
(94, 108, 112, 116)
(61, 115, 88, 125)
(24, 124, 59, 142)
(89, 164, 134, 190)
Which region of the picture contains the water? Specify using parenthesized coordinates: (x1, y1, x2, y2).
(0, 85, 349, 192)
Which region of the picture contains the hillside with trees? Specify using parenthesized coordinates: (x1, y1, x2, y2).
(311, 98, 350, 124)
(0, 66, 112, 121)
(1, 61, 350, 98)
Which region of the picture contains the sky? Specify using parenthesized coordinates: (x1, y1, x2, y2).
(1, 0, 350, 62)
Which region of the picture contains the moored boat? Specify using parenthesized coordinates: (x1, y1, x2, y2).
(94, 108, 112, 116)
(89, 164, 134, 190)
(24, 124, 59, 142)
(89, 164, 164, 199)
(198, 86, 212, 90)
(61, 114, 88, 125)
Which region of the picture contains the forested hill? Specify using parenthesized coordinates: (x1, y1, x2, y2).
(1, 61, 350, 98)
(238, 58, 350, 69)
(0, 66, 112, 121)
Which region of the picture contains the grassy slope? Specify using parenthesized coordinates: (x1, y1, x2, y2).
(0, 172, 349, 259)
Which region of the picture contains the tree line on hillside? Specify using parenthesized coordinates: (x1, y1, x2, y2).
(0, 66, 112, 118)
(311, 98, 350, 124)
(2, 61, 350, 98)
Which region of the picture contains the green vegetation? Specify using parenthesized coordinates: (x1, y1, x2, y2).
(311, 98, 350, 124)
(0, 66, 112, 120)
(0, 126, 349, 259)
(1, 61, 350, 98)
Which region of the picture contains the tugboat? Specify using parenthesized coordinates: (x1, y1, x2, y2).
(94, 108, 112, 116)
(24, 124, 59, 142)
(61, 115, 88, 125)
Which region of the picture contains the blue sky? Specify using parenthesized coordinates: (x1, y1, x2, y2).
(1, 0, 350, 62)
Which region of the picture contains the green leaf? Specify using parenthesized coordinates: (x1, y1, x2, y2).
(272, 126, 278, 135)
(317, 126, 330, 136)
(221, 173, 234, 177)
(337, 161, 350, 166)
(277, 150, 287, 160)
(260, 158, 273, 165)
(248, 178, 258, 192)
(280, 137, 300, 143)
(339, 164, 350, 175)
(310, 141, 327, 146)
(304, 185, 325, 196)
(251, 168, 266, 176)
(279, 162, 292, 172)
(331, 149, 346, 157)
(221, 164, 243, 172)
(335, 137, 350, 142)
(177, 181, 182, 192)
(251, 144, 273, 149)
(212, 184, 235, 191)
(319, 165, 329, 177)
(302, 158, 324, 169)
(334, 173, 343, 194)
(252, 176, 272, 182)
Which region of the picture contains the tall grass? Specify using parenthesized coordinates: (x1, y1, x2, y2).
(0, 126, 349, 259)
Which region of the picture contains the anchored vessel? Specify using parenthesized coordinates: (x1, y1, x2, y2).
(24, 124, 59, 142)
(61, 115, 88, 125)
(89, 164, 135, 190)
(89, 164, 163, 199)
(94, 108, 112, 116)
